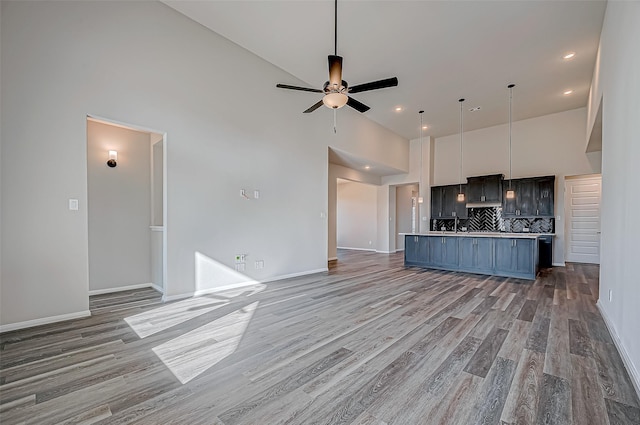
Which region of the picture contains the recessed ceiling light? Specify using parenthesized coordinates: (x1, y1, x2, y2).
(422, 125, 428, 130)
(563, 52, 576, 60)
(395, 106, 403, 112)
(563, 89, 574, 95)
(364, 165, 371, 170)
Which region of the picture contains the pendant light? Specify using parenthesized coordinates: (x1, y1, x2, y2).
(457, 99, 465, 202)
(506, 84, 516, 199)
(418, 110, 425, 204)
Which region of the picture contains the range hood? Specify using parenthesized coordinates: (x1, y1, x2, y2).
(466, 201, 502, 208)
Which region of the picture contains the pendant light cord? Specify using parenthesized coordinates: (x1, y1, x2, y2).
(419, 111, 424, 200)
(508, 84, 514, 189)
(459, 99, 464, 194)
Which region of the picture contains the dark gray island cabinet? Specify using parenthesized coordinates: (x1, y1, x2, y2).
(403, 233, 545, 280)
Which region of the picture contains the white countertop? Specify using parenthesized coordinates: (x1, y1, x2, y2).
(399, 232, 555, 239)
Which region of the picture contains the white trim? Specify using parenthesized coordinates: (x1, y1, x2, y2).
(337, 246, 376, 252)
(193, 280, 259, 297)
(0, 310, 91, 333)
(88, 283, 153, 296)
(162, 292, 194, 302)
(552, 262, 566, 267)
(150, 226, 164, 232)
(162, 268, 328, 302)
(375, 250, 395, 254)
(328, 257, 338, 261)
(260, 268, 328, 283)
(150, 283, 164, 294)
(396, 249, 405, 253)
(597, 301, 640, 398)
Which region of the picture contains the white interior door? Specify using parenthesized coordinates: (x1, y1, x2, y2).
(565, 175, 601, 264)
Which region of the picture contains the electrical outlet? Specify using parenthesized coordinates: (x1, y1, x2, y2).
(236, 263, 246, 272)
(235, 254, 246, 263)
(255, 260, 264, 269)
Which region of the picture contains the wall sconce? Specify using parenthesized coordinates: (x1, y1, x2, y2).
(107, 150, 117, 168)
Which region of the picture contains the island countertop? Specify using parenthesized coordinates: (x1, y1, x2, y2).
(399, 232, 555, 239)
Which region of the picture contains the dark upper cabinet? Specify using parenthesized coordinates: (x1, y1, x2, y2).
(467, 174, 504, 204)
(431, 184, 467, 219)
(430, 186, 443, 219)
(536, 176, 555, 217)
(502, 176, 555, 217)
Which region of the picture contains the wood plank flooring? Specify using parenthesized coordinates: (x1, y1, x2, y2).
(1, 250, 639, 424)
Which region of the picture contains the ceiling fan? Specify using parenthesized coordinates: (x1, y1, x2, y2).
(276, 0, 398, 114)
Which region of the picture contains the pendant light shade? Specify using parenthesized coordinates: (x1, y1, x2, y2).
(458, 98, 465, 202)
(506, 84, 516, 200)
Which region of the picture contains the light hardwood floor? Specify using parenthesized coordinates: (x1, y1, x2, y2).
(1, 250, 638, 424)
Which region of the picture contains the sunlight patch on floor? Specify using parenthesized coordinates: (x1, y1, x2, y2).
(152, 301, 259, 384)
(125, 297, 229, 338)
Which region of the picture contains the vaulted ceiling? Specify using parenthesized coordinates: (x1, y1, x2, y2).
(164, 1, 606, 141)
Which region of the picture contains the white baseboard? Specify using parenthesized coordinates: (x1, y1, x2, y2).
(375, 250, 394, 254)
(337, 247, 376, 252)
(193, 280, 260, 297)
(328, 257, 338, 261)
(260, 268, 328, 283)
(162, 292, 194, 302)
(396, 249, 405, 253)
(597, 301, 640, 398)
(88, 282, 154, 296)
(150, 283, 164, 294)
(552, 262, 566, 267)
(0, 310, 92, 333)
(162, 268, 329, 302)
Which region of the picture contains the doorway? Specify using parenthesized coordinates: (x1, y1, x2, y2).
(564, 174, 602, 264)
(395, 184, 419, 251)
(86, 116, 167, 296)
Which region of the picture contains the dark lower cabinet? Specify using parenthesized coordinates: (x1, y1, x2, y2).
(494, 238, 536, 278)
(404, 235, 428, 266)
(405, 234, 541, 280)
(428, 236, 459, 267)
(458, 237, 494, 274)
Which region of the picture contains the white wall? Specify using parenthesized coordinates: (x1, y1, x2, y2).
(87, 120, 152, 292)
(589, 1, 640, 393)
(337, 181, 378, 251)
(0, 1, 408, 328)
(434, 107, 601, 265)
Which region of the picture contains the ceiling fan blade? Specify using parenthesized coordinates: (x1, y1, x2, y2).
(276, 84, 323, 93)
(303, 100, 324, 113)
(347, 97, 370, 113)
(349, 77, 398, 94)
(328, 55, 343, 88)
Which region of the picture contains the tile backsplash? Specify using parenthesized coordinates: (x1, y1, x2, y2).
(431, 206, 554, 233)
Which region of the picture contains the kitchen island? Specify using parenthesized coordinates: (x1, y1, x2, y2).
(401, 232, 554, 280)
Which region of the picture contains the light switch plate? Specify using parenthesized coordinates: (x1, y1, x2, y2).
(69, 199, 79, 210)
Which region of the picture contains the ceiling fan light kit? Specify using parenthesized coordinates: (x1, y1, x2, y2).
(276, 0, 398, 116)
